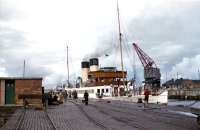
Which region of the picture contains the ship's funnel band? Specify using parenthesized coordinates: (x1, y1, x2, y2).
(89, 58, 99, 66)
(81, 61, 89, 68)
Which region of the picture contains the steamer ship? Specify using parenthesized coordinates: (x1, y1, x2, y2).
(65, 3, 168, 102)
(65, 3, 128, 98)
(65, 58, 128, 98)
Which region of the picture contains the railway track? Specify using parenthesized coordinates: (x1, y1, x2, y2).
(91, 101, 197, 130)
(70, 100, 109, 130)
(99, 101, 185, 120)
(15, 109, 57, 130)
(45, 110, 57, 130)
(90, 103, 149, 130)
(15, 109, 26, 130)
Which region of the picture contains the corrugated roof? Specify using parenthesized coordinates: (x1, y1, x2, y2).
(0, 77, 42, 80)
(163, 78, 200, 86)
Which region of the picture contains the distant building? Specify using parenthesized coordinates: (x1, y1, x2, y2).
(0, 77, 43, 108)
(163, 78, 200, 89)
(163, 78, 200, 99)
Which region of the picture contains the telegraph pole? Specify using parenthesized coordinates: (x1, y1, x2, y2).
(23, 60, 25, 78)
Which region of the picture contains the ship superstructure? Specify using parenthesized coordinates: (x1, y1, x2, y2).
(81, 58, 127, 96)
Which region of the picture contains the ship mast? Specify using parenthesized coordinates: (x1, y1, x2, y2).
(117, 2, 125, 88)
(67, 44, 70, 87)
(117, 1, 124, 73)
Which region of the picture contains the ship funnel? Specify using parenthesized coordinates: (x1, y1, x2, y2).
(89, 58, 99, 72)
(81, 61, 89, 83)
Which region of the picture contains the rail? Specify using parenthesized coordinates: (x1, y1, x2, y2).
(45, 110, 57, 130)
(15, 109, 26, 130)
(70, 100, 109, 130)
(90, 103, 149, 130)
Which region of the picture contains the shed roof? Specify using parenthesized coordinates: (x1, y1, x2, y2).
(0, 77, 42, 80)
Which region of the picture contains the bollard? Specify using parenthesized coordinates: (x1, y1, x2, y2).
(137, 98, 143, 103)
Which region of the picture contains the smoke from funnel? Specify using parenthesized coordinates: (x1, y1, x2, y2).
(83, 34, 117, 60)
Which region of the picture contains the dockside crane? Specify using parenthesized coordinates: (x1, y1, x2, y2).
(132, 43, 161, 92)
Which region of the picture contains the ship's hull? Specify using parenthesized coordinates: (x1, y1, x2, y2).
(65, 86, 168, 104)
(65, 85, 112, 99)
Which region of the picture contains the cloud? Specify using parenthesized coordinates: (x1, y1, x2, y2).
(0, 1, 16, 21)
(122, 1, 200, 84)
(80, 1, 200, 85)
(0, 27, 27, 50)
(1, 0, 200, 87)
(170, 55, 200, 80)
(0, 23, 54, 86)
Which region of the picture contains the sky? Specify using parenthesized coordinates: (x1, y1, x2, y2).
(0, 0, 200, 88)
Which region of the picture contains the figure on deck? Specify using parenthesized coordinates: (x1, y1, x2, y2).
(84, 90, 89, 105)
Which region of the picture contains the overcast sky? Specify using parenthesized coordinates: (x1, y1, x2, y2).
(0, 0, 200, 88)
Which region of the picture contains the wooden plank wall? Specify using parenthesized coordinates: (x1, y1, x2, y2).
(0, 80, 5, 105)
(0, 80, 1, 105)
(15, 79, 42, 108)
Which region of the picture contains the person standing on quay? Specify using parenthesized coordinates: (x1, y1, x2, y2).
(144, 88, 150, 108)
(84, 90, 89, 105)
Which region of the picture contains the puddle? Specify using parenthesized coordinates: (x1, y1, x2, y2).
(169, 110, 197, 118)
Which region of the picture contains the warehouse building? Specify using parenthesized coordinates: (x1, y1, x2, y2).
(0, 77, 43, 108)
(163, 78, 200, 99)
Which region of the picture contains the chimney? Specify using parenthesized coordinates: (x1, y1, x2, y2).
(81, 61, 89, 83)
(89, 58, 99, 72)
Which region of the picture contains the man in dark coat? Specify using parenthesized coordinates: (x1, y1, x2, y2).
(84, 90, 89, 105)
(74, 90, 78, 102)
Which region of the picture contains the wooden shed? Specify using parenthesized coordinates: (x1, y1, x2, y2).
(0, 77, 43, 108)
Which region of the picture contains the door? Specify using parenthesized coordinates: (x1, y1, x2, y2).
(5, 80, 15, 104)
